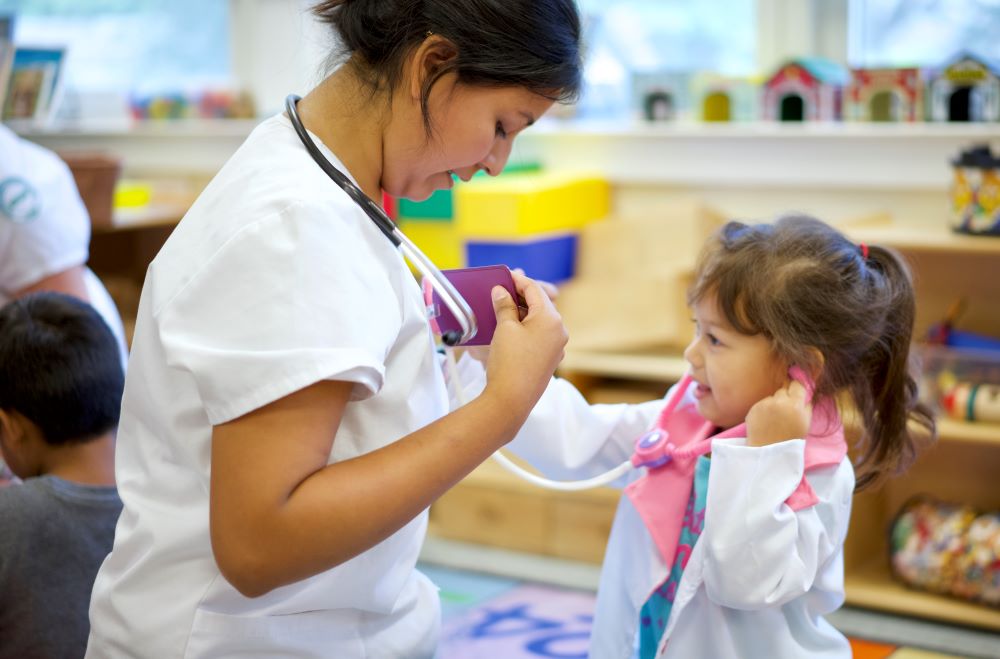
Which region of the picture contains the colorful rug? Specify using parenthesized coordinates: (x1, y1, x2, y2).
(421, 564, 969, 659)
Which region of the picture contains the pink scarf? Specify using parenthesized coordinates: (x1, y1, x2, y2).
(625, 368, 847, 568)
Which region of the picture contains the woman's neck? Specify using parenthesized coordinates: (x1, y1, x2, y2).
(294, 67, 388, 202)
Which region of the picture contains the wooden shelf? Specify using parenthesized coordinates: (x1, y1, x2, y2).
(845, 558, 1000, 632)
(848, 224, 1000, 255)
(559, 347, 687, 382)
(94, 203, 187, 233)
(936, 418, 1000, 447)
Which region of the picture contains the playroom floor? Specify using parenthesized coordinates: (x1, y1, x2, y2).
(421, 537, 1000, 659)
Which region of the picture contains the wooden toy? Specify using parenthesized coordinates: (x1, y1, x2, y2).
(762, 57, 850, 122)
(943, 381, 1000, 423)
(631, 71, 693, 122)
(846, 67, 923, 122)
(691, 73, 760, 122)
(926, 52, 1000, 122)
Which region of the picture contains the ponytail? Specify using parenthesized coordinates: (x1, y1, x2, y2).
(850, 245, 936, 490)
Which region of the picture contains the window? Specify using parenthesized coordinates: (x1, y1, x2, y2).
(848, 0, 1000, 68)
(573, 0, 757, 119)
(1, 0, 232, 120)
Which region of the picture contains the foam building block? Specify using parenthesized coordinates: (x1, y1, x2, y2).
(396, 161, 543, 223)
(454, 172, 610, 239)
(398, 219, 464, 271)
(465, 232, 578, 284)
(399, 188, 453, 220)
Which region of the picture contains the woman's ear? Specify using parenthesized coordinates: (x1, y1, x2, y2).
(407, 34, 459, 101)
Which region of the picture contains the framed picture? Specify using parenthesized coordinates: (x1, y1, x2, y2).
(2, 46, 65, 123)
(0, 16, 13, 112)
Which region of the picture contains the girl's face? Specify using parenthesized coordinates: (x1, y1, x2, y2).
(683, 293, 789, 429)
(382, 76, 554, 201)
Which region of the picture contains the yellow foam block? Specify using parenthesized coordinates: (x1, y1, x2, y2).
(454, 172, 610, 238)
(398, 219, 464, 272)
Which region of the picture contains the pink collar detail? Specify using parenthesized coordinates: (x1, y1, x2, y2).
(625, 371, 847, 567)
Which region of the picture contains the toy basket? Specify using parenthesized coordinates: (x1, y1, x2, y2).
(890, 496, 1000, 608)
(59, 152, 122, 229)
(918, 343, 1000, 421)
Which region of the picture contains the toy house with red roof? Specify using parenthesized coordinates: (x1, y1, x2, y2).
(762, 57, 850, 121)
(846, 67, 923, 122)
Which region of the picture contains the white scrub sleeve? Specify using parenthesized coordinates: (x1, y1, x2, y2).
(452, 353, 665, 485)
(156, 205, 402, 426)
(701, 437, 855, 610)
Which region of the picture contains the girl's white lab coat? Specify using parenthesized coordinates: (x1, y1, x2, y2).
(87, 115, 445, 658)
(454, 359, 855, 659)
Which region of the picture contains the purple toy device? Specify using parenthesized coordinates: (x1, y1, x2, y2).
(429, 265, 520, 346)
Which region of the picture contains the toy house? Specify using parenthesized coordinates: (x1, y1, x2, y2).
(762, 57, 850, 122)
(631, 71, 692, 122)
(691, 73, 760, 122)
(846, 67, 923, 122)
(927, 52, 1000, 122)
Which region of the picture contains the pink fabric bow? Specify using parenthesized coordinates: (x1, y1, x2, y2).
(625, 369, 847, 568)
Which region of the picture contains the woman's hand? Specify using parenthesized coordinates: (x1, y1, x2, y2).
(746, 380, 812, 447)
(483, 270, 567, 415)
(512, 268, 558, 302)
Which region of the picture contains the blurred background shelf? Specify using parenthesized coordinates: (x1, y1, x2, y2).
(845, 558, 1000, 632)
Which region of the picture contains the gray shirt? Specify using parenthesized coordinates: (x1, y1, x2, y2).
(0, 475, 122, 659)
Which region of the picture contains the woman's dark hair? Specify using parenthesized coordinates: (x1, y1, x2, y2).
(688, 214, 936, 490)
(312, 0, 582, 128)
(0, 292, 125, 445)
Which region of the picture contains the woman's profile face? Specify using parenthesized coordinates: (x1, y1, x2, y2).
(381, 75, 554, 200)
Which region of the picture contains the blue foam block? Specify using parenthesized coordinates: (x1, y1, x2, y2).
(465, 234, 578, 284)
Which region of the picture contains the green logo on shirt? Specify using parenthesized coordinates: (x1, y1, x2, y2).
(0, 177, 41, 224)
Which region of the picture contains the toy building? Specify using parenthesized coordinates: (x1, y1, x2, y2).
(631, 71, 693, 121)
(846, 67, 923, 122)
(927, 52, 1000, 122)
(690, 73, 760, 122)
(762, 57, 850, 121)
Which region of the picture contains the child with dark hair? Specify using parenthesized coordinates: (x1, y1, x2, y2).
(0, 292, 124, 659)
(454, 213, 935, 658)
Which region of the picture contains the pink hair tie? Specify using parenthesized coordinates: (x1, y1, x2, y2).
(859, 243, 869, 259)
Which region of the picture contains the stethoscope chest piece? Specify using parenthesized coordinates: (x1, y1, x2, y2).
(632, 429, 674, 469)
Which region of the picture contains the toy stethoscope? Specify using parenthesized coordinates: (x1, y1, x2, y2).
(287, 92, 654, 491)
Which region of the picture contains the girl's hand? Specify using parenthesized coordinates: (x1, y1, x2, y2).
(484, 270, 567, 415)
(746, 380, 812, 447)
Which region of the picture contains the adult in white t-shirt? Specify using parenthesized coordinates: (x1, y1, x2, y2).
(86, 1, 581, 656)
(0, 124, 128, 367)
(0, 124, 128, 486)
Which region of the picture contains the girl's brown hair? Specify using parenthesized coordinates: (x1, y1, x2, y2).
(688, 215, 936, 490)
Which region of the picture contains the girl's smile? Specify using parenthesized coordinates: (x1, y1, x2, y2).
(683, 293, 788, 429)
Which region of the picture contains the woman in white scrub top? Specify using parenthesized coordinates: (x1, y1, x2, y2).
(86, 1, 582, 657)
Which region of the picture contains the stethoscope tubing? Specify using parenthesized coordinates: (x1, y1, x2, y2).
(285, 94, 476, 346)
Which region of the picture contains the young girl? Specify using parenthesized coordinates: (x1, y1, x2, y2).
(86, 1, 579, 657)
(453, 214, 935, 658)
